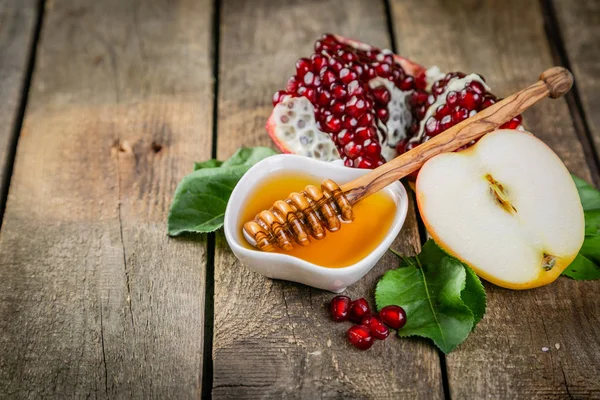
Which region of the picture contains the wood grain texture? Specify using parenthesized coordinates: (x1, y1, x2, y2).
(390, 0, 600, 398)
(0, 0, 38, 211)
(0, 0, 212, 398)
(213, 0, 443, 398)
(552, 0, 600, 160)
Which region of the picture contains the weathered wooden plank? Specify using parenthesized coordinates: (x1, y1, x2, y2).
(0, 0, 212, 398)
(390, 0, 600, 398)
(213, 0, 443, 398)
(552, 0, 600, 166)
(0, 0, 38, 214)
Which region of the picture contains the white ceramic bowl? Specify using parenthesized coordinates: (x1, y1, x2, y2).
(224, 154, 408, 293)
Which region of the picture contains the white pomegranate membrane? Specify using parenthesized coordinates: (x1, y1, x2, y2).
(268, 34, 523, 169)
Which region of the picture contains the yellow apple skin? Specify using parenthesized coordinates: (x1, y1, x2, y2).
(415, 130, 584, 290)
(419, 207, 579, 290)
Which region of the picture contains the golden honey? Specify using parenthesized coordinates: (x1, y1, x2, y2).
(239, 172, 396, 268)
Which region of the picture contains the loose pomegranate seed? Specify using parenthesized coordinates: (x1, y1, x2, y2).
(330, 295, 351, 322)
(349, 298, 371, 323)
(347, 325, 374, 350)
(361, 315, 390, 340)
(379, 305, 407, 330)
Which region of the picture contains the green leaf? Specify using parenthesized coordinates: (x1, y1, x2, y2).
(563, 175, 600, 280)
(194, 159, 223, 170)
(572, 174, 600, 211)
(168, 147, 277, 236)
(462, 266, 486, 327)
(222, 147, 277, 167)
(376, 240, 486, 354)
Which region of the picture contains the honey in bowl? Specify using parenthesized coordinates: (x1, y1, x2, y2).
(239, 172, 396, 268)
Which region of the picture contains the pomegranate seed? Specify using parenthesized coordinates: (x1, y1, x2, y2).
(287, 76, 299, 92)
(446, 91, 459, 107)
(357, 112, 374, 127)
(376, 107, 389, 123)
(337, 129, 351, 145)
(272, 90, 288, 106)
(364, 140, 381, 157)
(330, 295, 351, 322)
(331, 84, 347, 99)
(361, 315, 390, 340)
(372, 86, 391, 104)
(347, 325, 374, 350)
(396, 138, 409, 154)
(343, 158, 353, 167)
(295, 58, 312, 77)
(452, 107, 469, 123)
(346, 97, 366, 118)
(355, 126, 376, 142)
(375, 62, 391, 77)
(344, 142, 362, 159)
(436, 103, 450, 117)
(379, 305, 407, 330)
(425, 117, 439, 135)
(328, 58, 343, 73)
(321, 69, 338, 86)
(440, 114, 453, 132)
(500, 116, 522, 129)
(362, 67, 377, 80)
(349, 298, 371, 323)
(339, 68, 357, 84)
(325, 115, 342, 133)
(459, 89, 481, 109)
(311, 54, 327, 71)
(341, 115, 358, 129)
(304, 87, 316, 103)
(347, 80, 364, 96)
(356, 157, 373, 169)
(316, 87, 332, 106)
(481, 97, 496, 109)
(331, 101, 346, 115)
(468, 80, 485, 95)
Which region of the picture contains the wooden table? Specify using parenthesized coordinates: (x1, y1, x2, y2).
(1, 0, 599, 398)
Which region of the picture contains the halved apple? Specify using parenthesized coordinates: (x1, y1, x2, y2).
(416, 130, 585, 289)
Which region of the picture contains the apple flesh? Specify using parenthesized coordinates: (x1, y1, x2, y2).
(416, 130, 585, 289)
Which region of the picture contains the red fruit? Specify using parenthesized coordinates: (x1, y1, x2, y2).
(267, 34, 426, 164)
(379, 305, 407, 330)
(347, 325, 374, 350)
(330, 295, 351, 322)
(361, 315, 390, 340)
(267, 34, 522, 166)
(349, 298, 371, 323)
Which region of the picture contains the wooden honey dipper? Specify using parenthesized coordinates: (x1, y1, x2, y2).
(244, 67, 574, 252)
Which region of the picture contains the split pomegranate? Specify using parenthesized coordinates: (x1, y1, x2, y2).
(329, 295, 351, 322)
(347, 325, 374, 350)
(361, 315, 390, 340)
(267, 34, 522, 169)
(379, 305, 407, 330)
(348, 298, 371, 323)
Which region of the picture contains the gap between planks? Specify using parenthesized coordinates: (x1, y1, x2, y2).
(202, 0, 222, 398)
(540, 0, 600, 186)
(0, 0, 45, 228)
